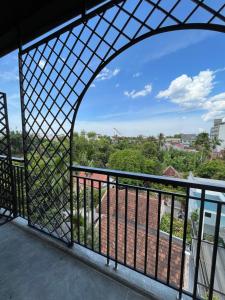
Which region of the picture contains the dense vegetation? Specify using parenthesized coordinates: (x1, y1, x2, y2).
(10, 130, 225, 180)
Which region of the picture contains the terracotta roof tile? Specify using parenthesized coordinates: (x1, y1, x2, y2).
(99, 188, 184, 288)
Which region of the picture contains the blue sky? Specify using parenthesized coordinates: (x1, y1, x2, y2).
(0, 29, 225, 136)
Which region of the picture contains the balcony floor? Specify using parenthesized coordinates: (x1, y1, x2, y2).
(0, 221, 150, 300)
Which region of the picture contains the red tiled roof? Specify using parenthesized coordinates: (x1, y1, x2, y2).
(163, 166, 181, 178)
(100, 188, 160, 229)
(99, 188, 184, 287)
(78, 172, 108, 189)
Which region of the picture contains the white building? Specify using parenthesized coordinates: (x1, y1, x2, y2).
(210, 118, 225, 151)
(188, 173, 225, 235)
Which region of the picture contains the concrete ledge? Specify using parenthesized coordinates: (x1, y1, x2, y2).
(12, 217, 192, 300)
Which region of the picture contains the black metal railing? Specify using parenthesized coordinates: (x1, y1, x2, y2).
(11, 157, 26, 219)
(0, 155, 26, 219)
(71, 165, 225, 300)
(0, 156, 224, 299)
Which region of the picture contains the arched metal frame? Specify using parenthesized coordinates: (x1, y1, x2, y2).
(0, 92, 15, 225)
(19, 0, 225, 244)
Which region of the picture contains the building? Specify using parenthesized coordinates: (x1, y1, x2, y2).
(210, 118, 225, 151)
(78, 172, 108, 189)
(163, 166, 181, 178)
(188, 173, 225, 236)
(188, 173, 225, 298)
(181, 134, 197, 146)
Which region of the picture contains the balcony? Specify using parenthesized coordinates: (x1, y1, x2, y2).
(0, 1, 225, 300)
(1, 157, 224, 300)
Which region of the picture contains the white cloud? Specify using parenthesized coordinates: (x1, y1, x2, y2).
(38, 59, 46, 69)
(96, 67, 120, 81)
(157, 70, 214, 108)
(201, 92, 225, 121)
(115, 83, 120, 88)
(133, 72, 141, 78)
(156, 69, 225, 122)
(124, 84, 152, 99)
(90, 83, 96, 88)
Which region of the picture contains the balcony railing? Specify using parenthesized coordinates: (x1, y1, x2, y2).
(71, 165, 225, 300)
(0, 155, 26, 219)
(0, 157, 225, 300)
(11, 157, 27, 219)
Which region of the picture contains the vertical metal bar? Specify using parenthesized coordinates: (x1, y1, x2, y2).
(76, 176, 80, 244)
(84, 179, 87, 246)
(3, 92, 16, 218)
(18, 46, 31, 226)
(193, 189, 205, 299)
(208, 202, 222, 300)
(134, 187, 139, 269)
(107, 175, 110, 265)
(91, 179, 94, 250)
(144, 190, 150, 274)
(21, 166, 25, 218)
(155, 192, 161, 278)
(98, 181, 102, 253)
(167, 194, 175, 284)
(178, 187, 190, 299)
(17, 167, 21, 216)
(69, 150, 74, 246)
(114, 176, 119, 269)
(124, 187, 128, 266)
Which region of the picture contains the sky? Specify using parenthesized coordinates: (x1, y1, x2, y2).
(0, 28, 225, 137)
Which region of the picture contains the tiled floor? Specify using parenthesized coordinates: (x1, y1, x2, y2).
(0, 222, 150, 300)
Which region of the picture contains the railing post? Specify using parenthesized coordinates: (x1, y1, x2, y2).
(208, 203, 222, 300)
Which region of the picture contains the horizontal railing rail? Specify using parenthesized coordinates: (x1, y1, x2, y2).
(71, 165, 225, 300)
(71, 165, 225, 193)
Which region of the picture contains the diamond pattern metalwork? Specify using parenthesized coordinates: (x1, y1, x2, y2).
(19, 0, 225, 243)
(0, 92, 15, 225)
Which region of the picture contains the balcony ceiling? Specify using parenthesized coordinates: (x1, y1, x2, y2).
(0, 0, 105, 57)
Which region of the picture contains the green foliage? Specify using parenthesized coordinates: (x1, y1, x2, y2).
(191, 209, 199, 222)
(196, 159, 225, 180)
(160, 213, 192, 243)
(9, 130, 225, 181)
(10, 130, 23, 156)
(162, 148, 202, 173)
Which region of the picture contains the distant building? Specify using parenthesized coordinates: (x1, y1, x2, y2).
(180, 133, 197, 146)
(188, 173, 225, 236)
(188, 173, 225, 298)
(165, 137, 181, 143)
(210, 118, 225, 151)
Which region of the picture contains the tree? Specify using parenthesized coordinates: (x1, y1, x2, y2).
(10, 130, 23, 156)
(141, 141, 158, 159)
(196, 159, 225, 180)
(158, 133, 165, 150)
(194, 132, 211, 161)
(211, 136, 221, 151)
(108, 149, 146, 173)
(108, 149, 162, 185)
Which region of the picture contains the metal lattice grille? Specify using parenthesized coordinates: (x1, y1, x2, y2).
(19, 0, 225, 243)
(0, 92, 14, 225)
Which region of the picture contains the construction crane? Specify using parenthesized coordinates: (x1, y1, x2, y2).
(113, 128, 122, 137)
